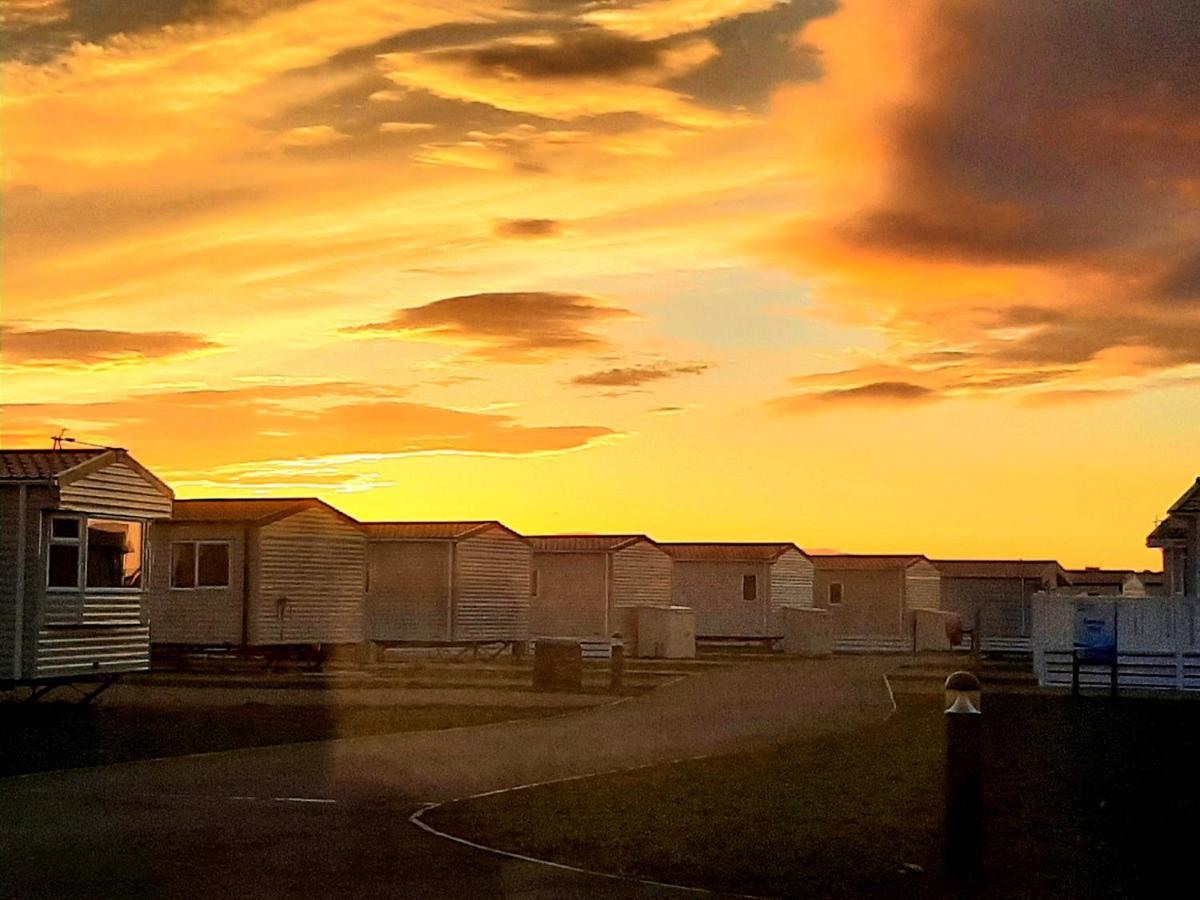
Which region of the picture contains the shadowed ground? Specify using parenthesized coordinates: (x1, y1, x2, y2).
(430, 691, 1200, 897)
(0, 656, 893, 898)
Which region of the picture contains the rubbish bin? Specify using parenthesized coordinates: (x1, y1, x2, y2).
(533, 638, 583, 691)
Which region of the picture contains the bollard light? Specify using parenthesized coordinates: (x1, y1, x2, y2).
(944, 670, 982, 714)
(944, 669, 982, 882)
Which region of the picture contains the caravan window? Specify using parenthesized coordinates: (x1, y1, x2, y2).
(743, 575, 757, 601)
(47, 515, 83, 589)
(86, 520, 144, 589)
(172, 541, 230, 589)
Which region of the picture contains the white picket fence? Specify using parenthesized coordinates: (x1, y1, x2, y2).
(1033, 595, 1200, 691)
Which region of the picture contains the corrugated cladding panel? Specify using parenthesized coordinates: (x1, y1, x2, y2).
(769, 549, 815, 623)
(905, 560, 942, 610)
(58, 460, 173, 519)
(815, 567, 906, 637)
(34, 626, 151, 678)
(250, 507, 365, 645)
(17, 488, 53, 679)
(454, 528, 531, 641)
(366, 540, 450, 642)
(941, 576, 1026, 632)
(0, 487, 21, 678)
(672, 560, 770, 636)
(612, 542, 672, 611)
(529, 551, 608, 637)
(146, 522, 246, 645)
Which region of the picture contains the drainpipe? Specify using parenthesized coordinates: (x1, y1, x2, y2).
(604, 552, 613, 637)
(447, 541, 456, 641)
(13, 485, 27, 680)
(241, 524, 252, 647)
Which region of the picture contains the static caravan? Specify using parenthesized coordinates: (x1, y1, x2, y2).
(933, 559, 1071, 652)
(1, 448, 174, 684)
(1147, 477, 1200, 597)
(146, 498, 365, 648)
(660, 543, 814, 638)
(1064, 568, 1148, 597)
(528, 535, 672, 641)
(361, 521, 530, 644)
(810, 554, 942, 651)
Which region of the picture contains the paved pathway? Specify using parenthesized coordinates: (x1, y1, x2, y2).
(0, 657, 894, 898)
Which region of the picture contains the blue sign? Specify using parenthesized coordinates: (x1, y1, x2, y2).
(1073, 601, 1117, 663)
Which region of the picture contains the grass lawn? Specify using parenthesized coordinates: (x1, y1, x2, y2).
(0, 703, 561, 778)
(427, 692, 1200, 897)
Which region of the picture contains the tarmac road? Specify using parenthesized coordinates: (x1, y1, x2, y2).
(0, 657, 894, 898)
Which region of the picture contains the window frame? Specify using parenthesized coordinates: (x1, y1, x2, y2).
(742, 574, 757, 602)
(46, 513, 85, 592)
(170, 540, 232, 590)
(530, 568, 540, 598)
(828, 582, 844, 606)
(46, 513, 147, 593)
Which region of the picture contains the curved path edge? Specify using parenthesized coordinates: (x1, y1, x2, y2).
(408, 672, 900, 899)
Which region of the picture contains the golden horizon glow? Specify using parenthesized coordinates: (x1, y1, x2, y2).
(3, 0, 1198, 570)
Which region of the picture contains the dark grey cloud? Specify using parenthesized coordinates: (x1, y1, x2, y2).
(1156, 251, 1200, 304)
(834, 0, 1200, 270)
(987, 313, 1200, 369)
(2, 1, 307, 63)
(452, 30, 665, 80)
(670, 0, 834, 110)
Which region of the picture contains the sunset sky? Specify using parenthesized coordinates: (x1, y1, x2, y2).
(2, 0, 1197, 568)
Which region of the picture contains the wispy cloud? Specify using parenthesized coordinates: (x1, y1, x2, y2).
(1, 325, 223, 368)
(571, 360, 711, 389)
(1, 381, 619, 475)
(493, 218, 561, 239)
(768, 380, 939, 414)
(343, 291, 638, 362)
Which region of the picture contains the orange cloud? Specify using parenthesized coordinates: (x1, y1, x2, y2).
(493, 218, 561, 239)
(768, 381, 939, 414)
(378, 35, 731, 126)
(571, 361, 711, 390)
(1, 325, 222, 368)
(343, 291, 638, 362)
(0, 381, 618, 479)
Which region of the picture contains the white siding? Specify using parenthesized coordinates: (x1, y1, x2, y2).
(34, 625, 150, 678)
(0, 486, 26, 679)
(4, 474, 160, 682)
(813, 567, 906, 637)
(58, 459, 172, 519)
(769, 549, 815, 625)
(366, 541, 450, 642)
(249, 507, 365, 645)
(453, 528, 531, 641)
(905, 561, 942, 610)
(146, 523, 246, 645)
(530, 552, 608, 637)
(672, 561, 771, 637)
(612, 541, 672, 639)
